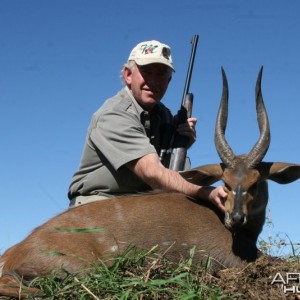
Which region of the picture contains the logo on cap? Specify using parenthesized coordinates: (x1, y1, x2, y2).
(140, 43, 158, 55)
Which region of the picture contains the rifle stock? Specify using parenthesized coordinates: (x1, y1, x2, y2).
(168, 93, 193, 171)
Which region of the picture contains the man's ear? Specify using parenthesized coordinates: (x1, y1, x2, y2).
(123, 67, 132, 85)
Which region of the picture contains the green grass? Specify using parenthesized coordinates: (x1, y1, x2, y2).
(29, 246, 239, 300)
(17, 227, 299, 299)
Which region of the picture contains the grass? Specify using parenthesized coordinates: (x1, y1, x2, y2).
(4, 227, 299, 299)
(28, 245, 238, 300)
(12, 233, 297, 299)
(258, 232, 300, 259)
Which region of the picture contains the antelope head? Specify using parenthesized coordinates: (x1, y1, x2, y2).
(214, 66, 270, 228)
(181, 67, 300, 231)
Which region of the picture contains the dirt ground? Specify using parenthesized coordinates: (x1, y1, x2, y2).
(0, 253, 300, 299)
(210, 255, 300, 300)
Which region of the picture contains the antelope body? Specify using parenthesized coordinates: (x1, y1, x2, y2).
(1, 67, 300, 298)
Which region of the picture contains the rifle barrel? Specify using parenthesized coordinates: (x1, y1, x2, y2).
(181, 34, 199, 105)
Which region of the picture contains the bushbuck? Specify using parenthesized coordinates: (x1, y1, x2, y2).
(1, 67, 300, 298)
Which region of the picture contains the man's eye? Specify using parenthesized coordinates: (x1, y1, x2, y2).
(140, 69, 170, 80)
(158, 73, 168, 78)
(141, 69, 152, 76)
(141, 70, 151, 76)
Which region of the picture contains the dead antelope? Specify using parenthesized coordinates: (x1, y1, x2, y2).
(1, 67, 300, 298)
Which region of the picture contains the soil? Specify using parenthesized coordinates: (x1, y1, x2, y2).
(0, 254, 300, 299)
(211, 255, 300, 299)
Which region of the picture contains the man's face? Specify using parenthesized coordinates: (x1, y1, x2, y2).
(124, 62, 172, 111)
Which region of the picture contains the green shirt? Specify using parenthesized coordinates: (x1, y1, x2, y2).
(68, 87, 173, 200)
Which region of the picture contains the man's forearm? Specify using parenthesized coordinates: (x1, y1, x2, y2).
(126, 153, 212, 200)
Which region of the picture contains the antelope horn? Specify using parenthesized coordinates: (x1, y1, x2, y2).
(246, 66, 271, 168)
(214, 67, 236, 168)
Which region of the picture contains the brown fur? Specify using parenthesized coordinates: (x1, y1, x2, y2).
(1, 193, 244, 275)
(0, 191, 259, 297)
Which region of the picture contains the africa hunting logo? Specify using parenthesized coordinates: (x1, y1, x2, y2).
(271, 272, 300, 294)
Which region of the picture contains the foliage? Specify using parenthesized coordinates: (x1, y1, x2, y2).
(7, 226, 300, 299)
(29, 246, 239, 300)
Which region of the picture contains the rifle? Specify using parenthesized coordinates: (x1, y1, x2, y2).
(167, 34, 199, 171)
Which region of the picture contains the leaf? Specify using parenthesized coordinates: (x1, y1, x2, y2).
(54, 227, 108, 234)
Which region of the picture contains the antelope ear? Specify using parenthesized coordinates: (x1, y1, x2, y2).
(266, 162, 300, 184)
(180, 164, 223, 186)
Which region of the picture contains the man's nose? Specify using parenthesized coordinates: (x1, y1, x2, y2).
(147, 75, 161, 86)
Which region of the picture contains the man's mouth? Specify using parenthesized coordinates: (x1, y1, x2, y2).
(144, 89, 158, 97)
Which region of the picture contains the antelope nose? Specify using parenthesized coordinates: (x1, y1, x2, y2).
(231, 211, 245, 227)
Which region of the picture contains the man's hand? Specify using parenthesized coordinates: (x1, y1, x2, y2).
(207, 186, 227, 212)
(176, 117, 197, 147)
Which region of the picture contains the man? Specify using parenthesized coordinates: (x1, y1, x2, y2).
(68, 40, 227, 210)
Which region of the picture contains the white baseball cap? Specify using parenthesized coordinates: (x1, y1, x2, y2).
(128, 40, 175, 71)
